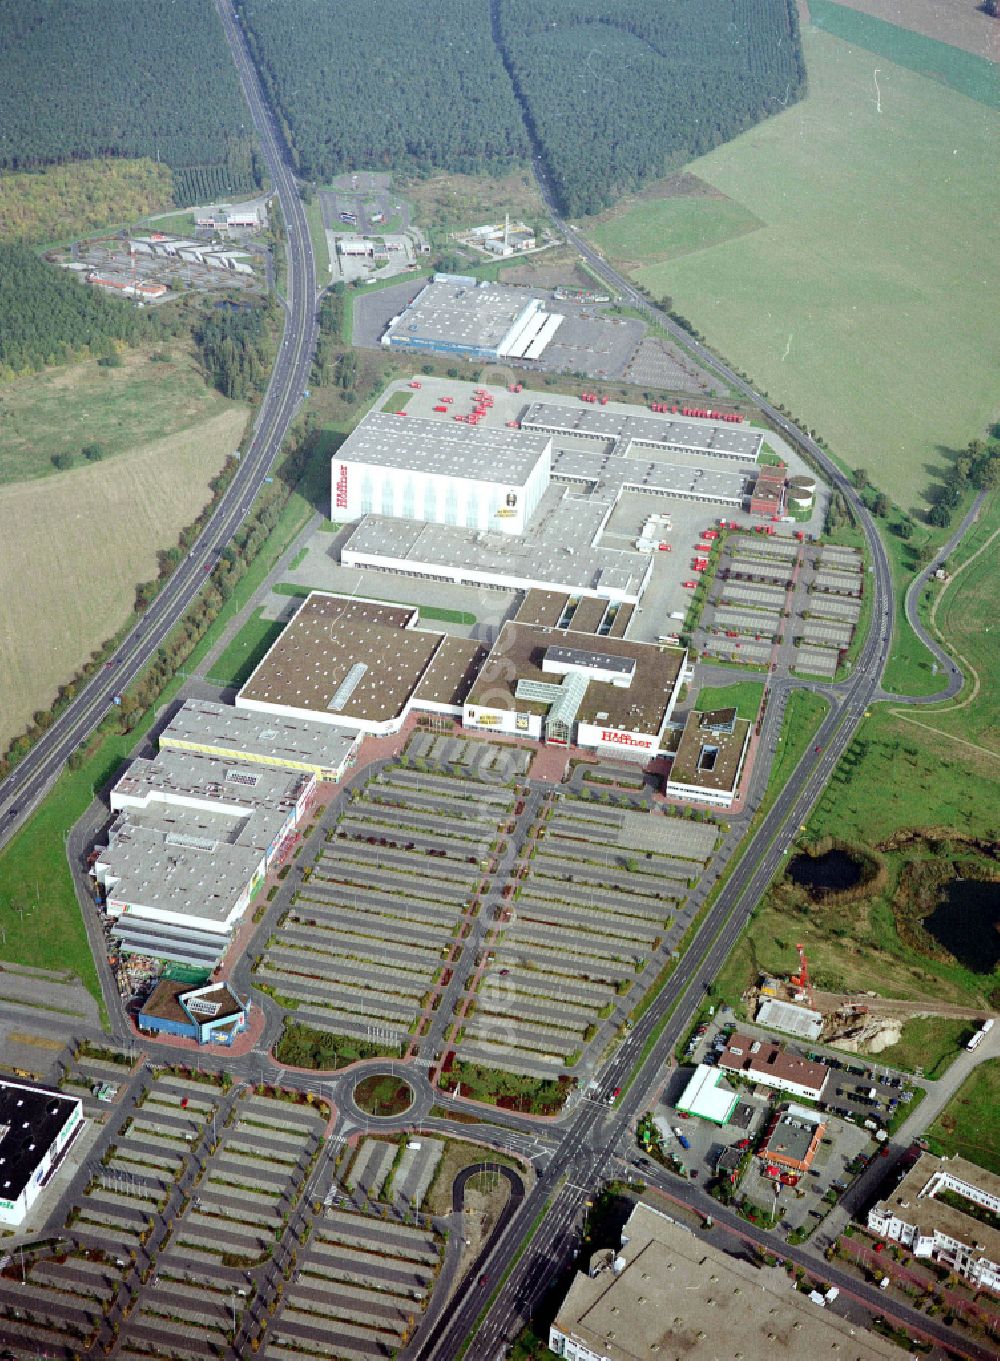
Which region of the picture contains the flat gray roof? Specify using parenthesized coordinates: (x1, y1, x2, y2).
(546, 645, 634, 676)
(553, 1202, 900, 1361)
(550, 443, 748, 504)
(522, 400, 763, 460)
(383, 276, 537, 349)
(343, 495, 649, 601)
(99, 820, 270, 928)
(160, 699, 359, 775)
(337, 411, 550, 485)
(113, 748, 306, 815)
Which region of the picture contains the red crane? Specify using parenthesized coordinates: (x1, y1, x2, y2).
(791, 943, 813, 1007)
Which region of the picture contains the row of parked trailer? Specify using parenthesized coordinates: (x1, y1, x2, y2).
(649, 403, 745, 422)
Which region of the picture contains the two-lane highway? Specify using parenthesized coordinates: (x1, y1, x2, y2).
(0, 0, 317, 849)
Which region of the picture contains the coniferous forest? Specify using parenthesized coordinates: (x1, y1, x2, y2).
(235, 0, 529, 179)
(0, 0, 260, 201)
(499, 0, 806, 216)
(0, 245, 145, 376)
(234, 0, 802, 216)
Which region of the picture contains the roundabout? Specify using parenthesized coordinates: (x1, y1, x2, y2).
(352, 1071, 416, 1120)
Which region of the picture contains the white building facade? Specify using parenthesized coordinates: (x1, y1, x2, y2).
(868, 1157, 1000, 1294)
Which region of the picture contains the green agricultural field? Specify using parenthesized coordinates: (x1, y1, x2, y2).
(694, 681, 763, 721)
(875, 1016, 973, 1080)
(0, 342, 236, 485)
(808, 707, 999, 847)
(808, 0, 1000, 109)
(588, 191, 763, 268)
(590, 26, 1000, 512)
(925, 1059, 1000, 1175)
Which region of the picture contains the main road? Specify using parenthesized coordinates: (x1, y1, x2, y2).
(413, 123, 904, 1360)
(0, 0, 318, 849)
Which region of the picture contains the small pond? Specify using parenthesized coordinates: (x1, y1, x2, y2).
(213, 299, 251, 313)
(788, 848, 863, 895)
(924, 880, 1000, 973)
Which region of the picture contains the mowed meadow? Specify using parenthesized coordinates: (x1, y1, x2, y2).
(587, 26, 1000, 511)
(0, 406, 247, 751)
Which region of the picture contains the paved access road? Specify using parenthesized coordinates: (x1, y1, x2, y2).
(0, 0, 318, 850)
(891, 488, 987, 704)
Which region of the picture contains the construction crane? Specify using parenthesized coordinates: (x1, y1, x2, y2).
(790, 943, 813, 1007)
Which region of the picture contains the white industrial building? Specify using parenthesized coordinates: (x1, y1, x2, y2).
(381, 275, 563, 361)
(0, 1081, 84, 1227)
(159, 698, 360, 782)
(332, 412, 551, 536)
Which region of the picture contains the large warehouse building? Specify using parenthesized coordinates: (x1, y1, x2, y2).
(549, 1202, 901, 1361)
(381, 274, 564, 360)
(332, 413, 551, 535)
(95, 750, 317, 967)
(237, 593, 487, 737)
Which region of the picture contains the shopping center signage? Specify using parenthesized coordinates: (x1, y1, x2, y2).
(335, 463, 349, 510)
(599, 730, 653, 749)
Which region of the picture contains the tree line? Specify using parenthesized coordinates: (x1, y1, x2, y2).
(498, 0, 805, 216)
(0, 0, 259, 198)
(235, 0, 529, 180)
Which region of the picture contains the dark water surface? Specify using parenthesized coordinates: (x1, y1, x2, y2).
(788, 849, 863, 894)
(925, 879, 1000, 973)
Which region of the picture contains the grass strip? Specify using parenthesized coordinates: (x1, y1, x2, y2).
(206, 608, 283, 687)
(271, 580, 475, 624)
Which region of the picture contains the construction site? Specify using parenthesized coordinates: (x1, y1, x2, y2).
(748, 944, 988, 1057)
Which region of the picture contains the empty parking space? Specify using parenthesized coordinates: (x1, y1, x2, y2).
(263, 1204, 445, 1361)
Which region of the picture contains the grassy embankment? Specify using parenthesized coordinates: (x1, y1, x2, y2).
(891, 492, 1000, 756)
(302, 194, 331, 284)
(694, 682, 763, 722)
(925, 1060, 1000, 1175)
(0, 341, 236, 485)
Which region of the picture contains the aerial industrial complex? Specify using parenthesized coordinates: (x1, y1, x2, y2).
(86, 376, 831, 969)
(549, 1203, 902, 1361)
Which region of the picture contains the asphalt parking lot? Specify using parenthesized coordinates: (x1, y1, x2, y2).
(255, 753, 516, 1052)
(466, 794, 716, 1081)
